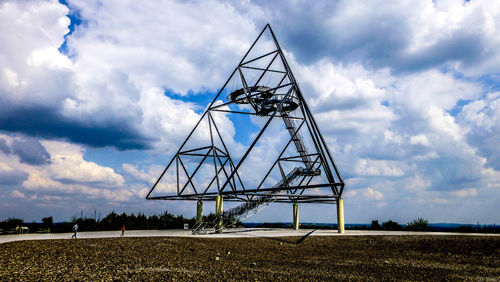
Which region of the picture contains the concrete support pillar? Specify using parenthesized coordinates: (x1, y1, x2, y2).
(293, 202, 299, 230)
(337, 198, 345, 233)
(215, 195, 223, 232)
(196, 200, 203, 224)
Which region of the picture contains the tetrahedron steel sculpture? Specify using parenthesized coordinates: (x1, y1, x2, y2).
(146, 24, 345, 232)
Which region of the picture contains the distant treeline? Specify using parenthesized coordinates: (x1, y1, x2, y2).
(251, 218, 500, 233)
(0, 211, 242, 234)
(1, 215, 498, 234)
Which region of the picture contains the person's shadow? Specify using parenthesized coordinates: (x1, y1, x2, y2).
(265, 229, 317, 245)
(223, 228, 318, 245)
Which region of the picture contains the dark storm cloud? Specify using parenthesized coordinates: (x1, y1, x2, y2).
(0, 104, 153, 151)
(254, 1, 489, 73)
(280, 10, 409, 68)
(464, 125, 500, 170)
(0, 138, 10, 154)
(0, 169, 29, 185)
(420, 155, 482, 191)
(11, 137, 51, 165)
(393, 31, 485, 72)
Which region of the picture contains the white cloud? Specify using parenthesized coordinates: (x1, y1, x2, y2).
(0, 134, 134, 205)
(0, 0, 261, 151)
(122, 163, 164, 185)
(432, 198, 449, 204)
(27, 47, 72, 69)
(355, 159, 405, 177)
(263, 0, 500, 75)
(343, 187, 384, 201)
(292, 57, 396, 136)
(410, 134, 430, 147)
(41, 141, 124, 187)
(0, 0, 499, 223)
(136, 87, 207, 154)
(0, 0, 69, 68)
(458, 92, 500, 169)
(0, 0, 73, 104)
(286, 48, 499, 220)
(0, 162, 14, 173)
(10, 190, 25, 199)
(450, 188, 477, 198)
(404, 175, 432, 191)
(68, 0, 259, 93)
(362, 187, 384, 201)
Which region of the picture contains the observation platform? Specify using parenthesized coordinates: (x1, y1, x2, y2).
(227, 86, 300, 116)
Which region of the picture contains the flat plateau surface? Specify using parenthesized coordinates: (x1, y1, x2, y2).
(1, 234, 499, 280)
(2, 228, 499, 244)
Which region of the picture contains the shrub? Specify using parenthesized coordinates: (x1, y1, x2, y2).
(405, 218, 432, 231)
(370, 220, 381, 230)
(453, 225, 474, 233)
(382, 220, 403, 231)
(0, 217, 24, 230)
(41, 217, 53, 228)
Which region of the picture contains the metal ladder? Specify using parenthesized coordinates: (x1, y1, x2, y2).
(282, 114, 314, 171)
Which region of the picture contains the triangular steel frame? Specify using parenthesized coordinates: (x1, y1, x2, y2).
(146, 24, 345, 204)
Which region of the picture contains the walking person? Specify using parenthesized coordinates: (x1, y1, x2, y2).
(72, 223, 78, 238)
(121, 225, 125, 237)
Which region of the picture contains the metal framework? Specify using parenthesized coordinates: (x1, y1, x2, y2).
(146, 24, 344, 210)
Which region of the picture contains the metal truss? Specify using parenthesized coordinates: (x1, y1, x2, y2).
(146, 24, 344, 206)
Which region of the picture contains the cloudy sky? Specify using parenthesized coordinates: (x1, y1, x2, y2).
(1, 0, 499, 224)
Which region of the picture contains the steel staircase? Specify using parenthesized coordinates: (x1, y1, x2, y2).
(192, 166, 307, 234)
(192, 91, 320, 235)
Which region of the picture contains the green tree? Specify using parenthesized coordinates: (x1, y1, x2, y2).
(405, 218, 432, 231)
(75, 217, 99, 231)
(370, 220, 381, 230)
(136, 213, 147, 230)
(41, 216, 53, 228)
(382, 220, 402, 231)
(100, 211, 120, 230)
(0, 218, 24, 230)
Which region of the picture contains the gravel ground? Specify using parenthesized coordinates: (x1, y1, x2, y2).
(1, 235, 499, 280)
